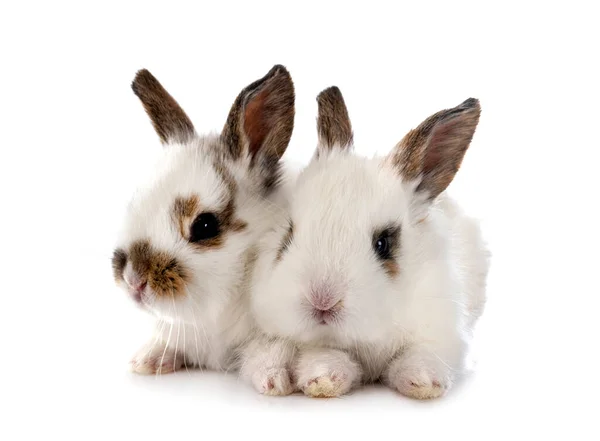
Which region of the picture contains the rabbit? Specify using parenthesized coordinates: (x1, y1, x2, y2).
(111, 64, 299, 395)
(250, 86, 490, 399)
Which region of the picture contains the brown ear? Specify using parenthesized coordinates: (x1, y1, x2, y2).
(221, 65, 294, 163)
(316, 86, 353, 154)
(390, 98, 481, 201)
(131, 69, 195, 145)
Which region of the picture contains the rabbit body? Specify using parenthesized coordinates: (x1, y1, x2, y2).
(250, 89, 490, 399)
(112, 66, 299, 392)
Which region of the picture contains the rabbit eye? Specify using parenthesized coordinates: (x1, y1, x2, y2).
(190, 213, 220, 242)
(373, 234, 392, 260)
(372, 226, 400, 261)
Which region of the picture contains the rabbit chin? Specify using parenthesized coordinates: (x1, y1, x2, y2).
(252, 295, 397, 348)
(289, 323, 363, 348)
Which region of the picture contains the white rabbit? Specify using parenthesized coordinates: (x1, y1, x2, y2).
(111, 65, 299, 394)
(250, 86, 490, 399)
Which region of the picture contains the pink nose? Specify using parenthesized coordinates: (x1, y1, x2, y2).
(309, 284, 340, 312)
(312, 300, 335, 311)
(310, 293, 342, 325)
(124, 272, 147, 294)
(130, 279, 147, 292)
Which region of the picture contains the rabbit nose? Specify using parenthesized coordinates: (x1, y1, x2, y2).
(124, 267, 147, 297)
(312, 300, 336, 312)
(309, 284, 340, 311)
(128, 278, 147, 292)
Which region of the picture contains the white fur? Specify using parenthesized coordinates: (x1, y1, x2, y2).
(251, 147, 490, 398)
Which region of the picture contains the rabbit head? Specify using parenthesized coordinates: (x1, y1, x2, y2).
(111, 65, 294, 325)
(251, 86, 480, 347)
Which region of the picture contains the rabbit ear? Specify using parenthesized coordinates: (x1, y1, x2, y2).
(315, 86, 353, 155)
(390, 98, 481, 201)
(131, 69, 195, 145)
(222, 65, 294, 164)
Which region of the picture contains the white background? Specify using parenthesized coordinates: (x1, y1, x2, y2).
(1, 1, 599, 439)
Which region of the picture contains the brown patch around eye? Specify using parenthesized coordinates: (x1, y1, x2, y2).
(111, 248, 127, 281)
(173, 195, 200, 238)
(170, 163, 247, 251)
(220, 197, 249, 233)
(187, 198, 248, 251)
(128, 240, 188, 298)
(275, 221, 294, 262)
(382, 260, 400, 278)
(372, 225, 401, 278)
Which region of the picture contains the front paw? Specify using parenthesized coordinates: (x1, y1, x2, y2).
(386, 357, 452, 400)
(300, 373, 352, 398)
(252, 367, 294, 396)
(392, 368, 449, 399)
(129, 342, 184, 375)
(295, 349, 360, 398)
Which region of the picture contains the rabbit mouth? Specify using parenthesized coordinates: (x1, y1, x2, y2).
(312, 308, 341, 326)
(128, 285, 146, 305)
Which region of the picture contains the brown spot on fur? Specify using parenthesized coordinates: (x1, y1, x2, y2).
(220, 197, 249, 234)
(131, 69, 195, 145)
(242, 247, 259, 290)
(213, 160, 237, 198)
(111, 248, 127, 281)
(390, 98, 481, 201)
(382, 260, 400, 278)
(221, 65, 294, 194)
(128, 240, 188, 298)
(316, 86, 353, 154)
(275, 221, 294, 262)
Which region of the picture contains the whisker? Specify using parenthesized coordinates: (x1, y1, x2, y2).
(187, 297, 216, 368)
(143, 318, 166, 368)
(181, 316, 190, 376)
(427, 348, 454, 372)
(420, 296, 470, 309)
(159, 320, 174, 378)
(172, 295, 180, 375)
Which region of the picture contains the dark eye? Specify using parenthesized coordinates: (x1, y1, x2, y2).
(373, 232, 392, 260)
(190, 213, 220, 242)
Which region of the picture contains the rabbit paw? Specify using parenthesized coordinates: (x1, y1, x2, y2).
(301, 373, 352, 398)
(252, 367, 294, 396)
(387, 361, 450, 399)
(129, 342, 184, 375)
(295, 348, 360, 398)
